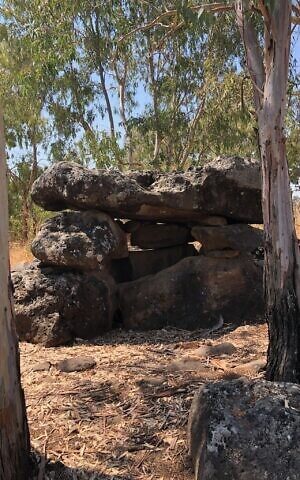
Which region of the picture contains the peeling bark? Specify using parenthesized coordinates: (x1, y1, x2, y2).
(236, 0, 300, 382)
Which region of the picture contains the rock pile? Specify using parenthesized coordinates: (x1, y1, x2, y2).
(12, 156, 265, 346)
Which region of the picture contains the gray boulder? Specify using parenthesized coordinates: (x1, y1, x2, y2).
(31, 210, 128, 270)
(191, 224, 263, 254)
(31, 157, 262, 223)
(118, 254, 264, 330)
(12, 263, 116, 346)
(188, 379, 300, 480)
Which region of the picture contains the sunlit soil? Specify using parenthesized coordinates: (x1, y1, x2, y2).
(9, 242, 33, 267)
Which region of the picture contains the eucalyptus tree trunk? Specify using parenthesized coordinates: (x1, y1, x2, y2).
(0, 110, 30, 479)
(236, 0, 300, 382)
(258, 2, 300, 382)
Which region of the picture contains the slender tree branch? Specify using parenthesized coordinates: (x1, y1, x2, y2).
(118, 3, 234, 43)
(235, 0, 265, 110)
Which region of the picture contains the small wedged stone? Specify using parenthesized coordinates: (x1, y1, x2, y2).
(31, 210, 128, 270)
(12, 263, 116, 346)
(31, 157, 262, 223)
(188, 379, 300, 480)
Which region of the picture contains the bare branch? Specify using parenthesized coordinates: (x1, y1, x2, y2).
(118, 3, 234, 43)
(235, 0, 265, 109)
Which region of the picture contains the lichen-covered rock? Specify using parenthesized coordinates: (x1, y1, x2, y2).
(119, 254, 264, 330)
(12, 263, 116, 346)
(191, 224, 263, 254)
(31, 210, 128, 270)
(31, 157, 262, 223)
(188, 379, 300, 480)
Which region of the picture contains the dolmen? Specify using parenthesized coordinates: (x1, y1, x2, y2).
(12, 156, 265, 346)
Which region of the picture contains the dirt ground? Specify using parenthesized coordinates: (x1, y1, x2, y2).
(20, 323, 268, 480)
(10, 242, 33, 266)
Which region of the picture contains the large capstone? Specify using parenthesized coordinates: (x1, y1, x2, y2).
(12, 262, 116, 346)
(31, 157, 262, 223)
(31, 210, 128, 270)
(188, 379, 300, 480)
(118, 254, 264, 330)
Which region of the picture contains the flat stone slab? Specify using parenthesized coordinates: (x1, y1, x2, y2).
(31, 210, 128, 270)
(31, 157, 262, 223)
(188, 379, 300, 480)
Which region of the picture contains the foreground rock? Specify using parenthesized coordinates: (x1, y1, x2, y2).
(119, 255, 264, 330)
(188, 379, 300, 480)
(31, 210, 127, 270)
(12, 263, 116, 346)
(191, 224, 263, 254)
(31, 157, 262, 223)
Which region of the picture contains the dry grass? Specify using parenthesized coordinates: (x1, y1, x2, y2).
(10, 242, 33, 267)
(20, 323, 268, 480)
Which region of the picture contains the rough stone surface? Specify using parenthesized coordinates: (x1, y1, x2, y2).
(191, 224, 263, 253)
(31, 157, 262, 223)
(119, 255, 264, 330)
(12, 263, 116, 346)
(194, 342, 237, 357)
(110, 244, 197, 282)
(31, 210, 128, 270)
(56, 356, 96, 373)
(32, 361, 51, 372)
(131, 223, 191, 249)
(188, 379, 300, 480)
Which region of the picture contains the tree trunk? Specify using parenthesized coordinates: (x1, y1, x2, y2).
(0, 110, 31, 479)
(258, 1, 300, 382)
(236, 0, 300, 382)
(147, 36, 162, 165)
(98, 60, 115, 138)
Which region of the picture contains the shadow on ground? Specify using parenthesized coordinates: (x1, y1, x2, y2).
(71, 323, 246, 348)
(34, 457, 133, 480)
